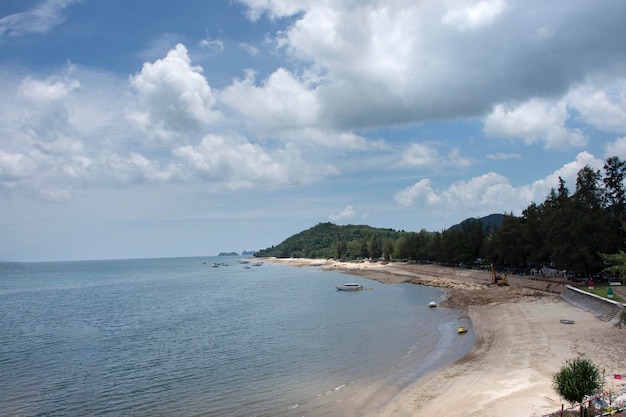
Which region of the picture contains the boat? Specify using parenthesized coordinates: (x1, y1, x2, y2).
(336, 283, 364, 291)
(457, 327, 468, 334)
(428, 300, 437, 308)
(212, 263, 219, 268)
(560, 319, 575, 324)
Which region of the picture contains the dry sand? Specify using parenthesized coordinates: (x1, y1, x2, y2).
(258, 258, 626, 417)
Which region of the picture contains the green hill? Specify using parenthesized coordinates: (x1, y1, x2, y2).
(254, 214, 506, 263)
(254, 222, 406, 260)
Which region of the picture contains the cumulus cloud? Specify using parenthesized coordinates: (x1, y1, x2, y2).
(16, 75, 83, 154)
(398, 143, 440, 168)
(442, 0, 506, 31)
(484, 99, 587, 151)
(221, 67, 379, 149)
(233, 0, 626, 134)
(221, 68, 319, 133)
(0, 0, 82, 39)
(604, 137, 626, 160)
(128, 44, 220, 144)
(172, 134, 338, 190)
(397, 143, 471, 169)
(566, 80, 626, 134)
(395, 152, 604, 215)
(329, 205, 355, 222)
(237, 0, 313, 20)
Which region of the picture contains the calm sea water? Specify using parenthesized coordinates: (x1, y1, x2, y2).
(0, 257, 474, 417)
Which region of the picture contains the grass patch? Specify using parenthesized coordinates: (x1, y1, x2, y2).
(583, 283, 625, 302)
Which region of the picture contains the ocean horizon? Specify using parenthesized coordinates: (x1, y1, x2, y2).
(0, 256, 474, 416)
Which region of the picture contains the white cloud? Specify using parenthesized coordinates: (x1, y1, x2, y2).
(566, 80, 626, 134)
(101, 152, 180, 184)
(128, 44, 220, 144)
(395, 152, 604, 214)
(329, 205, 355, 222)
(200, 38, 225, 53)
(0, 150, 38, 182)
(484, 99, 587, 151)
(236, 0, 313, 20)
(442, 0, 506, 31)
(394, 179, 440, 207)
(604, 137, 626, 160)
(239, 42, 259, 56)
(233, 0, 626, 135)
(397, 143, 471, 169)
(172, 134, 338, 191)
(221, 68, 319, 134)
(399, 143, 440, 167)
(487, 152, 521, 160)
(0, 0, 82, 39)
(15, 74, 84, 155)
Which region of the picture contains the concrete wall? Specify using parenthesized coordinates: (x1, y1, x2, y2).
(560, 285, 625, 322)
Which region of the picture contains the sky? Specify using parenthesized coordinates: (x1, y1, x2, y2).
(1, 0, 626, 262)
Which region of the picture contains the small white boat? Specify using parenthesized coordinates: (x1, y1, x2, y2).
(212, 263, 219, 268)
(428, 300, 437, 308)
(336, 283, 364, 291)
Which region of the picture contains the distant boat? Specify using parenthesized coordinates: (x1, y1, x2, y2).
(212, 263, 219, 268)
(336, 283, 364, 291)
(457, 327, 468, 334)
(428, 300, 437, 308)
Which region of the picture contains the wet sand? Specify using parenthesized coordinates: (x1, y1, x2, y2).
(258, 258, 626, 417)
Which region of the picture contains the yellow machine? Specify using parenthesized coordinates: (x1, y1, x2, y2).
(491, 263, 508, 286)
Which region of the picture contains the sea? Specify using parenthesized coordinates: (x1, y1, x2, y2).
(0, 256, 474, 417)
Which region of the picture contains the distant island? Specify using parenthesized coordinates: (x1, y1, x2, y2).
(241, 250, 256, 256)
(218, 252, 239, 256)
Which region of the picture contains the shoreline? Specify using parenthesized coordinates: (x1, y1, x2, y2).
(257, 257, 626, 417)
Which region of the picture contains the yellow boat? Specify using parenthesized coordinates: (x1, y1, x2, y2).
(457, 327, 468, 334)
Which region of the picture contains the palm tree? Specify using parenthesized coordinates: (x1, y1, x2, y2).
(553, 357, 602, 416)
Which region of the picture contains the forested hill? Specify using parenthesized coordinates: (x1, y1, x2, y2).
(254, 222, 407, 260)
(254, 214, 504, 261)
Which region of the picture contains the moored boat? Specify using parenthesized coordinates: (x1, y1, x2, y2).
(336, 283, 364, 291)
(457, 327, 468, 334)
(428, 300, 437, 308)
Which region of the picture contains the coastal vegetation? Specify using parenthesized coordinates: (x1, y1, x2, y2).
(552, 357, 602, 417)
(256, 156, 626, 279)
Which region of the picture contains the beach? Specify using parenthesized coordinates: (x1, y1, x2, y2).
(259, 258, 626, 417)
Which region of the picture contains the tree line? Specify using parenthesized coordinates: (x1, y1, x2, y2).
(256, 156, 626, 278)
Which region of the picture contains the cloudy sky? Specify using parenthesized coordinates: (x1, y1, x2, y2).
(1, 0, 626, 261)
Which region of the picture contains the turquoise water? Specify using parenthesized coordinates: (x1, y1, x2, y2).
(0, 257, 474, 416)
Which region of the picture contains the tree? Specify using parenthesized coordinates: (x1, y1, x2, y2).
(368, 234, 382, 260)
(603, 156, 626, 219)
(553, 357, 602, 416)
(382, 238, 395, 261)
(602, 221, 626, 288)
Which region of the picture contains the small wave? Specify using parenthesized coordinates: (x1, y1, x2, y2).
(334, 384, 345, 391)
(287, 403, 299, 409)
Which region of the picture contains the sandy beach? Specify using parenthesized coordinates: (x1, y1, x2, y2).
(258, 258, 626, 417)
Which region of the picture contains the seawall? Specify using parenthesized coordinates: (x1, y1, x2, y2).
(560, 285, 624, 322)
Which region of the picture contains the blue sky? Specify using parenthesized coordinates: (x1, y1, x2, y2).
(1, 0, 626, 261)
